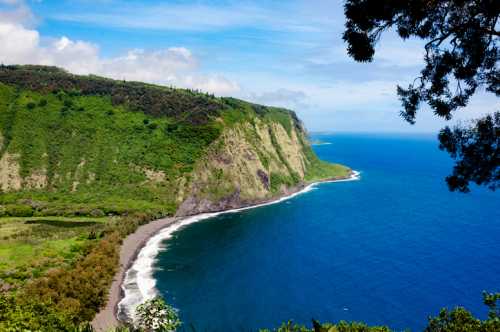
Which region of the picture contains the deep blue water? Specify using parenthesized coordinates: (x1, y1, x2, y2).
(153, 133, 500, 331)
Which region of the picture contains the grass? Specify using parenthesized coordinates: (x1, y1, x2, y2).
(0, 216, 110, 285)
(305, 160, 351, 182)
(0, 83, 223, 215)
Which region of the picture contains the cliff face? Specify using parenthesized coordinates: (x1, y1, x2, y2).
(176, 116, 313, 215)
(0, 65, 350, 217)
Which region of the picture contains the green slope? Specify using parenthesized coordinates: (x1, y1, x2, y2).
(0, 65, 350, 218)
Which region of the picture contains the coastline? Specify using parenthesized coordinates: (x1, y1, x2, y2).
(91, 170, 360, 331)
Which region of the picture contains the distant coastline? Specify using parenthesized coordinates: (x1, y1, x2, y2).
(310, 139, 332, 146)
(90, 170, 360, 331)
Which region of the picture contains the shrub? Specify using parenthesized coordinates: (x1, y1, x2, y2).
(38, 99, 47, 107)
(136, 297, 181, 332)
(5, 204, 34, 217)
(26, 102, 36, 109)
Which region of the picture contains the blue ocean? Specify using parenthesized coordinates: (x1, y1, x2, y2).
(152, 133, 500, 331)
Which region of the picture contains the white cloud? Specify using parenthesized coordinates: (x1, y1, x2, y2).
(0, 3, 240, 95)
(0, 22, 45, 65)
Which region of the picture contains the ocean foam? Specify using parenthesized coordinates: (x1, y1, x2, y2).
(117, 170, 361, 322)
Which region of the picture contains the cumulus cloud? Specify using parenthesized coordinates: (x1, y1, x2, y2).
(0, 3, 240, 95)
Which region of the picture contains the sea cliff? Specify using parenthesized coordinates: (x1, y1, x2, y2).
(0, 65, 350, 217)
(0, 65, 351, 331)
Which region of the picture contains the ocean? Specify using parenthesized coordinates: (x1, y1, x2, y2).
(138, 133, 500, 331)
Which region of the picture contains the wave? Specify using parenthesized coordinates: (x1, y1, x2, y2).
(117, 170, 361, 322)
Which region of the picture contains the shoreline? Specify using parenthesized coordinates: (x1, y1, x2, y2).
(91, 171, 360, 331)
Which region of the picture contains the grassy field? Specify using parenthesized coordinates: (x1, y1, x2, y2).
(0, 216, 109, 286)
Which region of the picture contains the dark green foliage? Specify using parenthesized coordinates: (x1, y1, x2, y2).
(0, 83, 225, 215)
(262, 293, 500, 332)
(0, 212, 159, 331)
(343, 0, 498, 122)
(38, 99, 47, 107)
(438, 112, 500, 192)
(26, 102, 36, 110)
(3, 204, 34, 217)
(425, 292, 500, 332)
(262, 320, 391, 331)
(0, 65, 224, 125)
(342, 0, 499, 192)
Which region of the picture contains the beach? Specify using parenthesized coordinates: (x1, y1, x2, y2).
(91, 216, 179, 331)
(91, 171, 360, 331)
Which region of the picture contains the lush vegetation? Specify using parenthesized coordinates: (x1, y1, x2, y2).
(262, 293, 500, 332)
(17, 292, 497, 331)
(0, 211, 157, 331)
(0, 216, 107, 287)
(0, 65, 223, 125)
(0, 65, 351, 331)
(0, 80, 221, 216)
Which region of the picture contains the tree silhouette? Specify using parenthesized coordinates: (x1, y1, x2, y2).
(343, 0, 499, 192)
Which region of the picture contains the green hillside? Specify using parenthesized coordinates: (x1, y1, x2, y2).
(0, 65, 350, 331)
(0, 65, 350, 218)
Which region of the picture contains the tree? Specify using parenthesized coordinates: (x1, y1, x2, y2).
(343, 0, 499, 192)
(135, 297, 181, 332)
(424, 292, 500, 331)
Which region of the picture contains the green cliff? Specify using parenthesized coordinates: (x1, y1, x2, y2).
(0, 65, 350, 218)
(0, 65, 351, 330)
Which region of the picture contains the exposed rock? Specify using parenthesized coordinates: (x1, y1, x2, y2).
(257, 169, 269, 190)
(0, 153, 22, 191)
(177, 119, 312, 215)
(24, 169, 48, 189)
(143, 168, 166, 183)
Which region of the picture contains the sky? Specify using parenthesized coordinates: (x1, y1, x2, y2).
(0, 0, 498, 133)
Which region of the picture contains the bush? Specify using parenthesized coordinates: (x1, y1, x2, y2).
(38, 99, 47, 107)
(136, 297, 181, 332)
(26, 102, 36, 109)
(5, 204, 34, 217)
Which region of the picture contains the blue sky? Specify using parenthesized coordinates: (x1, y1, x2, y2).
(0, 0, 497, 132)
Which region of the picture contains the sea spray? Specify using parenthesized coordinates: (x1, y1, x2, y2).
(117, 171, 361, 322)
